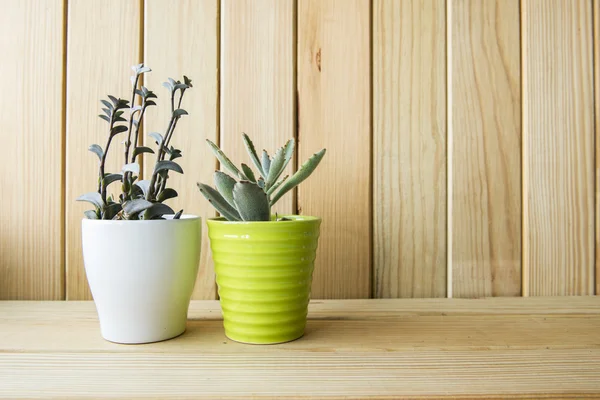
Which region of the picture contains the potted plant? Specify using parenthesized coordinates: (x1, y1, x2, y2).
(77, 63, 200, 344)
(197, 134, 326, 344)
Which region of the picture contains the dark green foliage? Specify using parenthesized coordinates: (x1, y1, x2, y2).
(78, 63, 192, 220)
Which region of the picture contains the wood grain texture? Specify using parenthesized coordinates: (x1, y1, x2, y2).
(298, 0, 371, 299)
(451, 0, 521, 297)
(65, 0, 142, 300)
(219, 0, 295, 215)
(595, 0, 600, 296)
(144, 0, 218, 300)
(373, 0, 446, 298)
(1, 298, 599, 398)
(522, 0, 594, 295)
(0, 0, 65, 300)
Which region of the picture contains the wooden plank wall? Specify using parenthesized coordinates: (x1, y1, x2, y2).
(0, 0, 598, 300)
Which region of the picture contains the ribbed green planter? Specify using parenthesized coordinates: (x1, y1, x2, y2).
(207, 215, 321, 344)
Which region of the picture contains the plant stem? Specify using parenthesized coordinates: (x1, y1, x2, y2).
(131, 106, 147, 163)
(146, 116, 176, 201)
(99, 134, 114, 207)
(124, 75, 140, 166)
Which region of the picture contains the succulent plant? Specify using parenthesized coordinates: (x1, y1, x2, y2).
(77, 63, 192, 220)
(197, 134, 326, 221)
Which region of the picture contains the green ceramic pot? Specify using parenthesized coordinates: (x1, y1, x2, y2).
(207, 215, 321, 344)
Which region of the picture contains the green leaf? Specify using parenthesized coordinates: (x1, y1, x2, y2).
(130, 105, 142, 114)
(270, 148, 326, 206)
(233, 181, 270, 221)
(84, 210, 98, 220)
(88, 144, 103, 160)
(168, 78, 176, 86)
(214, 170, 237, 208)
(241, 163, 256, 183)
(108, 95, 118, 106)
(267, 174, 288, 195)
(173, 108, 188, 117)
(102, 173, 123, 187)
(143, 203, 174, 220)
(206, 139, 245, 180)
(157, 188, 178, 202)
(266, 139, 294, 188)
(197, 183, 241, 221)
(257, 177, 265, 189)
(242, 133, 264, 177)
(266, 146, 285, 187)
(146, 100, 157, 106)
(134, 180, 151, 197)
(115, 116, 127, 122)
(154, 160, 183, 174)
(138, 66, 151, 74)
(101, 100, 113, 110)
(122, 163, 140, 175)
(111, 125, 128, 136)
(162, 81, 173, 91)
(131, 63, 143, 72)
(101, 108, 111, 117)
(149, 132, 163, 145)
(174, 83, 188, 90)
(76, 192, 104, 208)
(102, 203, 122, 220)
(132, 146, 155, 158)
(261, 150, 271, 177)
(123, 198, 154, 215)
(183, 76, 193, 87)
(98, 115, 110, 123)
(173, 209, 184, 219)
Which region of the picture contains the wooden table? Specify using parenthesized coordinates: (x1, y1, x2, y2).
(1, 297, 599, 399)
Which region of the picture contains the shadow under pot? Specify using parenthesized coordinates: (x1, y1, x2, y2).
(207, 215, 322, 345)
(81, 215, 201, 344)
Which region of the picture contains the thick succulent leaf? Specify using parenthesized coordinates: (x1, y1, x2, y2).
(111, 125, 128, 135)
(103, 203, 122, 220)
(233, 181, 270, 221)
(197, 183, 241, 221)
(98, 114, 110, 123)
(138, 66, 151, 74)
(267, 174, 288, 196)
(132, 146, 155, 159)
(88, 144, 103, 160)
(173, 209, 184, 219)
(261, 150, 271, 177)
(206, 139, 246, 180)
(269, 139, 294, 187)
(257, 177, 265, 189)
(173, 108, 188, 117)
(76, 192, 104, 208)
(122, 163, 140, 175)
(266, 146, 285, 187)
(270, 148, 326, 206)
(154, 160, 183, 174)
(101, 108, 111, 117)
(102, 173, 123, 187)
(241, 163, 256, 183)
(108, 95, 119, 106)
(214, 170, 237, 208)
(144, 203, 175, 220)
(84, 210, 98, 220)
(149, 132, 164, 145)
(242, 133, 264, 177)
(131, 63, 143, 72)
(123, 198, 154, 215)
(157, 188, 178, 202)
(134, 180, 151, 197)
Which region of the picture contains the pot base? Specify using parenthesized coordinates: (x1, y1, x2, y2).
(225, 331, 305, 345)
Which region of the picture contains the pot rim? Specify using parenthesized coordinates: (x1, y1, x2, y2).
(82, 214, 201, 224)
(207, 215, 320, 225)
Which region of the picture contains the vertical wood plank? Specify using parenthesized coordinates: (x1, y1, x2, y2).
(220, 0, 295, 215)
(144, 0, 219, 300)
(65, 0, 141, 299)
(451, 0, 522, 297)
(298, 0, 371, 299)
(0, 0, 65, 299)
(523, 0, 594, 295)
(373, 0, 446, 298)
(595, 0, 600, 296)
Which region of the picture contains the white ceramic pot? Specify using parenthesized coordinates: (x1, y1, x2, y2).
(81, 215, 201, 344)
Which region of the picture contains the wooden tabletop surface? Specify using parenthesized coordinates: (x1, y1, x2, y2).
(1, 297, 599, 399)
